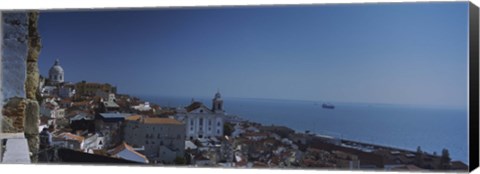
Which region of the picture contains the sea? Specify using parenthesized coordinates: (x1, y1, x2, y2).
(139, 95, 469, 164)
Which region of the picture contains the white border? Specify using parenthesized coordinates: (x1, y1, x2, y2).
(0, 0, 472, 10)
(0, 0, 478, 174)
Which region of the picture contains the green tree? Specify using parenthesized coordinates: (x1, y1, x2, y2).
(439, 148, 451, 170)
(415, 146, 424, 167)
(223, 123, 234, 136)
(174, 156, 186, 165)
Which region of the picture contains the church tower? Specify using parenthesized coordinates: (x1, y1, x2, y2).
(212, 90, 224, 114)
(48, 59, 64, 84)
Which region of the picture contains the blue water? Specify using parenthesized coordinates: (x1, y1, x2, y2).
(139, 95, 468, 164)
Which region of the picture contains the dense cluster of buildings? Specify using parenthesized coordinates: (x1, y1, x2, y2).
(36, 59, 468, 171)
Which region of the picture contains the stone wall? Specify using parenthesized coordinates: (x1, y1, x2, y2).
(1, 11, 41, 163)
(2, 12, 28, 100)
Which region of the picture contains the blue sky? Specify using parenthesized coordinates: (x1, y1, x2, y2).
(38, 2, 469, 108)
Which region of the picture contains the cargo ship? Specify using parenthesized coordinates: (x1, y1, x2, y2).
(322, 103, 335, 109)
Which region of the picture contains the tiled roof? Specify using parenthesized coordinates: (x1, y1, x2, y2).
(72, 101, 90, 107)
(103, 101, 119, 108)
(391, 164, 424, 171)
(125, 115, 142, 121)
(99, 113, 131, 119)
(59, 98, 72, 103)
(253, 161, 268, 168)
(185, 102, 209, 112)
(70, 113, 94, 121)
(55, 132, 85, 143)
(142, 117, 183, 125)
(108, 142, 149, 164)
(450, 161, 469, 170)
(109, 142, 140, 156)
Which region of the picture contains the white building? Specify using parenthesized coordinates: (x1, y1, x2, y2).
(58, 85, 75, 98)
(40, 98, 65, 126)
(48, 59, 64, 84)
(123, 116, 186, 163)
(131, 102, 152, 112)
(40, 86, 56, 97)
(101, 93, 120, 112)
(52, 132, 85, 150)
(175, 91, 225, 140)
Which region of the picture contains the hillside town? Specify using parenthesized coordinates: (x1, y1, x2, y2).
(36, 59, 468, 171)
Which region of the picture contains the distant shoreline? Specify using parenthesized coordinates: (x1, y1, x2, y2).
(130, 94, 468, 164)
(131, 94, 467, 111)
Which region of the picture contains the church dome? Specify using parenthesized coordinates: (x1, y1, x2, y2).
(49, 59, 64, 75)
(48, 59, 65, 84)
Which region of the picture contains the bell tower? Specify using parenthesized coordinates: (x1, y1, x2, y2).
(212, 90, 224, 113)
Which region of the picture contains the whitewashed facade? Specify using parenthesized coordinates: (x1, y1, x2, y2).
(175, 92, 226, 140)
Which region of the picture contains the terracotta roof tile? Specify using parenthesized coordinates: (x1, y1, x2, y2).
(125, 115, 142, 121)
(185, 102, 205, 112)
(55, 132, 85, 143)
(142, 117, 183, 125)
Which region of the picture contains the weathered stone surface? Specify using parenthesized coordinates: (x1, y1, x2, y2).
(1, 115, 15, 133)
(25, 12, 41, 100)
(2, 97, 27, 133)
(2, 12, 28, 99)
(24, 99, 40, 162)
(27, 11, 41, 63)
(25, 62, 39, 100)
(24, 100, 39, 135)
(24, 132, 39, 163)
(1, 11, 42, 163)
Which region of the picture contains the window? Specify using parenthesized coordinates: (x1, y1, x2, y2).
(158, 134, 161, 139)
(190, 120, 194, 126)
(217, 129, 220, 134)
(209, 120, 212, 126)
(146, 141, 149, 145)
(200, 109, 203, 113)
(217, 121, 221, 127)
(199, 118, 203, 125)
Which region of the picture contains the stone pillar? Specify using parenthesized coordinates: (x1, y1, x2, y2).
(24, 100, 39, 162)
(2, 12, 28, 132)
(24, 11, 41, 163)
(1, 11, 41, 163)
(26, 12, 40, 100)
